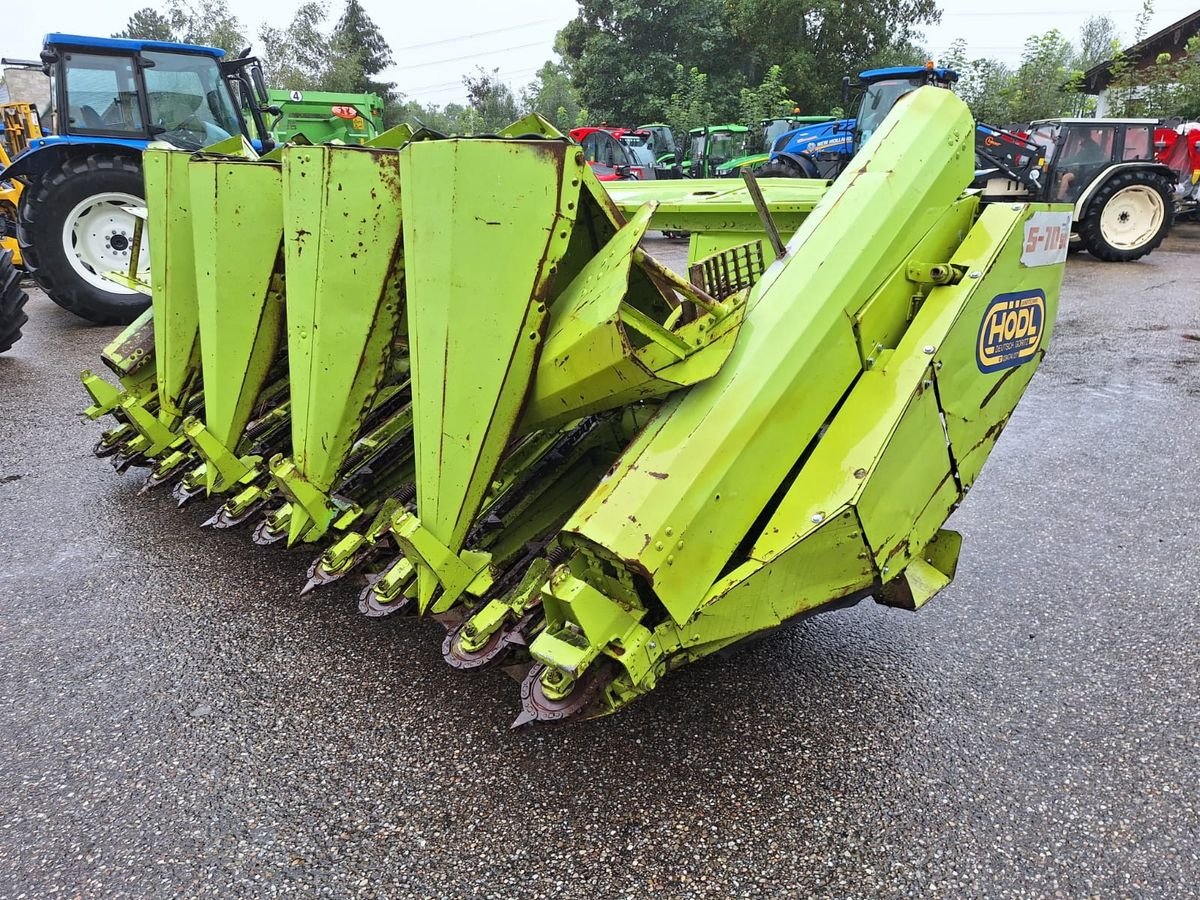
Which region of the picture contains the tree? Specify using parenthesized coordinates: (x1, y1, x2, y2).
(521, 61, 587, 133)
(1005, 30, 1079, 123)
(942, 39, 1016, 124)
(738, 66, 795, 125)
(558, 0, 743, 124)
(327, 0, 395, 101)
(462, 67, 520, 132)
(662, 66, 717, 137)
(163, 0, 247, 54)
(724, 0, 942, 113)
(113, 8, 176, 42)
(1076, 16, 1119, 70)
(257, 2, 335, 92)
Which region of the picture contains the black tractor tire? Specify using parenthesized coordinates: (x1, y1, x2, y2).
(17, 152, 149, 324)
(756, 157, 808, 178)
(1076, 169, 1175, 262)
(0, 248, 28, 353)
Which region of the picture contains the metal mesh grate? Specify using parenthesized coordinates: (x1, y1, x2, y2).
(688, 241, 765, 302)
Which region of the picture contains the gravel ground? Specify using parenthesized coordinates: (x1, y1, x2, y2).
(0, 226, 1197, 898)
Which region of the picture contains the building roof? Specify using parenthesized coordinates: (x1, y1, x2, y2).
(1081, 9, 1200, 93)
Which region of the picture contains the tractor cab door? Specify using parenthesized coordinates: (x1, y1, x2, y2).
(687, 132, 706, 177)
(646, 125, 677, 163)
(57, 51, 147, 138)
(1047, 124, 1116, 203)
(581, 131, 634, 180)
(704, 130, 743, 172)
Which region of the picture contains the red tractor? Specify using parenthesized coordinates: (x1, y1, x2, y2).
(568, 126, 658, 181)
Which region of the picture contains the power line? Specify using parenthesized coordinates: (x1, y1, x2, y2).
(405, 66, 542, 100)
(392, 40, 550, 71)
(390, 18, 561, 53)
(939, 6, 1189, 14)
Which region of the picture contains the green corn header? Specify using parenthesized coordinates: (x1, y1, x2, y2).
(81, 88, 1067, 724)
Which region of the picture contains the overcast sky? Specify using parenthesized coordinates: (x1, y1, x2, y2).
(7, 1, 1195, 105)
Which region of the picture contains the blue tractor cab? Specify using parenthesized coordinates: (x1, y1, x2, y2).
(760, 65, 959, 178)
(0, 33, 274, 324)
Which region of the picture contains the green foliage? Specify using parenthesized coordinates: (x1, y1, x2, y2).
(942, 39, 1015, 124)
(662, 66, 716, 137)
(257, 2, 334, 92)
(326, 0, 395, 101)
(1076, 16, 1120, 70)
(521, 61, 587, 133)
(113, 0, 246, 53)
(724, 0, 941, 113)
(461, 67, 521, 132)
(1135, 36, 1200, 118)
(557, 0, 747, 124)
(165, 0, 246, 54)
(738, 66, 795, 126)
(113, 8, 176, 42)
(1005, 30, 1079, 123)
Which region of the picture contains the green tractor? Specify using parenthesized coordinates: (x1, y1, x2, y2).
(684, 124, 751, 178)
(716, 116, 836, 177)
(634, 123, 679, 165)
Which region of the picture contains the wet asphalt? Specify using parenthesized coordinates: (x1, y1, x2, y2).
(0, 229, 1197, 898)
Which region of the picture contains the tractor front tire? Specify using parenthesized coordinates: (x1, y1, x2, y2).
(0, 248, 28, 353)
(756, 157, 808, 178)
(17, 152, 149, 325)
(1077, 169, 1174, 262)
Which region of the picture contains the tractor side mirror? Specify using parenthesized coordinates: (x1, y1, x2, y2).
(250, 67, 270, 108)
(841, 76, 851, 107)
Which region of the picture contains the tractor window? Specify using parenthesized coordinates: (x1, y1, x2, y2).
(62, 53, 144, 134)
(1058, 126, 1115, 166)
(142, 51, 239, 150)
(707, 132, 741, 166)
(582, 132, 623, 167)
(1122, 126, 1154, 160)
(858, 78, 922, 144)
(762, 119, 791, 150)
(1052, 126, 1116, 202)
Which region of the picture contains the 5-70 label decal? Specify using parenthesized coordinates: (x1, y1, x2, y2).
(977, 290, 1046, 373)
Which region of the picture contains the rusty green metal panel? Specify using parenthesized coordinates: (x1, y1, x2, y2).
(276, 142, 406, 541)
(397, 137, 582, 567)
(931, 204, 1064, 488)
(144, 148, 202, 427)
(187, 150, 286, 491)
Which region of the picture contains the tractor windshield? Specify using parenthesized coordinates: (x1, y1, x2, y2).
(706, 131, 745, 166)
(762, 119, 791, 150)
(142, 50, 239, 150)
(858, 77, 923, 144)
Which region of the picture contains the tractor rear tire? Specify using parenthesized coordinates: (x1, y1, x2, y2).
(17, 152, 149, 325)
(0, 248, 28, 353)
(1077, 169, 1174, 262)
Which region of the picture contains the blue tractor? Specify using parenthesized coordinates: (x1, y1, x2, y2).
(758, 65, 959, 178)
(0, 34, 274, 324)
